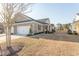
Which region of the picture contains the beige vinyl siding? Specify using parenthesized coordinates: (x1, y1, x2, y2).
(31, 21, 44, 34)
(73, 21, 79, 34)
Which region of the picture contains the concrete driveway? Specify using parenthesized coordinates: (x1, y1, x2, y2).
(0, 34, 24, 43)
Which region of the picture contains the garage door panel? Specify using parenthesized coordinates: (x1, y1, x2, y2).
(17, 26, 30, 35)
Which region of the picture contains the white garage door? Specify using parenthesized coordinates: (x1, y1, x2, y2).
(17, 26, 30, 35)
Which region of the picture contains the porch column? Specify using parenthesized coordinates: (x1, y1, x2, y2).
(14, 25, 17, 34)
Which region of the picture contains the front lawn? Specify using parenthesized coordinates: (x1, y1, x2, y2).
(9, 37, 79, 56)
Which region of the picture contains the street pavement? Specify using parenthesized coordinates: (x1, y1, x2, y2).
(30, 32, 79, 43)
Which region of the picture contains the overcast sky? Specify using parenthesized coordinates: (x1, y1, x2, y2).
(27, 3, 79, 24)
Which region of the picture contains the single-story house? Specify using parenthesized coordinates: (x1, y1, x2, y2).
(11, 12, 54, 36)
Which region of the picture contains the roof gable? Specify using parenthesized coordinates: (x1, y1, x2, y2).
(14, 12, 33, 22)
(38, 18, 50, 24)
(14, 13, 50, 24)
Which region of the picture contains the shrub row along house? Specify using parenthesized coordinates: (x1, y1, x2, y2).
(11, 12, 54, 36)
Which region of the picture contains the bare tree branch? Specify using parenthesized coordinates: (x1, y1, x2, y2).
(0, 3, 33, 47)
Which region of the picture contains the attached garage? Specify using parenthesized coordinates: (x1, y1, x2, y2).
(16, 26, 30, 36)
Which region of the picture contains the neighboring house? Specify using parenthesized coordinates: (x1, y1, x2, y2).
(11, 13, 54, 36)
(72, 20, 79, 34)
(72, 13, 79, 34)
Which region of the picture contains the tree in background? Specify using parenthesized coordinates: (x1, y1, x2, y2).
(56, 23, 72, 32)
(63, 23, 71, 30)
(57, 23, 63, 31)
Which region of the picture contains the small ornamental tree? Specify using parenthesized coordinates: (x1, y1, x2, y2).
(0, 3, 32, 48)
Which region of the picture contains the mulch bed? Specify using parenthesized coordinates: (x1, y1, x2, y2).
(0, 45, 23, 56)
